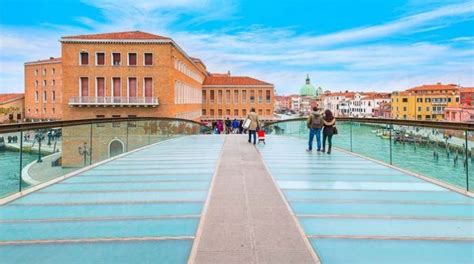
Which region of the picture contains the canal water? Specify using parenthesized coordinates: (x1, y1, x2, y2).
(0, 150, 37, 198)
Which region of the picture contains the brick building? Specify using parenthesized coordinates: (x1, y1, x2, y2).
(201, 73, 275, 121)
(24, 57, 62, 121)
(24, 31, 274, 123)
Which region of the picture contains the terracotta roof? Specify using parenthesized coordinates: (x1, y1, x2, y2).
(0, 93, 24, 104)
(324, 92, 356, 98)
(460, 87, 474, 93)
(25, 57, 61, 65)
(209, 73, 230, 77)
(406, 83, 459, 92)
(203, 76, 272, 86)
(362, 93, 391, 100)
(62, 31, 169, 40)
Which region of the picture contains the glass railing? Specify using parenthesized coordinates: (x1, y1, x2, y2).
(0, 117, 211, 199)
(264, 117, 474, 193)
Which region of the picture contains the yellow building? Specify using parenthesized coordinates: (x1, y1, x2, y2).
(391, 83, 460, 121)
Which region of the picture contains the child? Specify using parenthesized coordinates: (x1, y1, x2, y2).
(257, 129, 266, 144)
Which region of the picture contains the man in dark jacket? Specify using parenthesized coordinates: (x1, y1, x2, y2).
(306, 107, 323, 151)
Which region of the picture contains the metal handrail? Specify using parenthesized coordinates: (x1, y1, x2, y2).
(0, 117, 209, 133)
(263, 117, 474, 131)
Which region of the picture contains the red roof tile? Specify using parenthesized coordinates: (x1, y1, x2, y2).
(461, 87, 474, 93)
(0, 93, 24, 104)
(406, 83, 459, 92)
(25, 57, 61, 65)
(62, 31, 169, 40)
(203, 76, 272, 86)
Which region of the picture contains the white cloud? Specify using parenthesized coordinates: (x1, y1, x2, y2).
(0, 0, 473, 94)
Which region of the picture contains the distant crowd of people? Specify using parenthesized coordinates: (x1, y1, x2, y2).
(211, 118, 246, 135)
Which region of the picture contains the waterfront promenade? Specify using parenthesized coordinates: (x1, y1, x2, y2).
(0, 134, 472, 263)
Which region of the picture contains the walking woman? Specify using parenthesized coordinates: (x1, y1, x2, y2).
(247, 107, 259, 144)
(322, 110, 336, 154)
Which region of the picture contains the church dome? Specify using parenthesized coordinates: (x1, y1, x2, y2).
(299, 74, 317, 97)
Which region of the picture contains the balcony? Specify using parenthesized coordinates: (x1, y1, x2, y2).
(68, 96, 159, 107)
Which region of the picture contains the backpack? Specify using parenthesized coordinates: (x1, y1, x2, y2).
(310, 114, 322, 129)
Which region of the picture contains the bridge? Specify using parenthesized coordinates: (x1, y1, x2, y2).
(0, 117, 473, 263)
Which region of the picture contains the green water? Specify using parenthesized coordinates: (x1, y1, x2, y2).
(266, 120, 473, 190)
(0, 150, 37, 198)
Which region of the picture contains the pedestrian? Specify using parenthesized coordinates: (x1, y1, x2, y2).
(322, 109, 336, 154)
(232, 118, 239, 134)
(238, 120, 243, 134)
(217, 120, 224, 134)
(306, 107, 323, 152)
(247, 108, 259, 144)
(225, 118, 231, 134)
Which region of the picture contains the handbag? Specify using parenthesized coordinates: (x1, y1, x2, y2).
(333, 126, 338, 135)
(243, 118, 251, 129)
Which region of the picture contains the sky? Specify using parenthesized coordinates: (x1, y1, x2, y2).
(0, 0, 473, 95)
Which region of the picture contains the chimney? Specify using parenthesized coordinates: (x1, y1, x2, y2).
(50, 57, 54, 60)
(227, 70, 231, 76)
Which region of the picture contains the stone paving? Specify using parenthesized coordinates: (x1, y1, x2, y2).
(192, 135, 318, 264)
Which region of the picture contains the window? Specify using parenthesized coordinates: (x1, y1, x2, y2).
(80, 77, 89, 97)
(242, 109, 247, 116)
(112, 115, 121, 128)
(202, 90, 207, 103)
(242, 90, 247, 102)
(210, 90, 215, 102)
(258, 90, 263, 103)
(128, 53, 137, 66)
(43, 80, 47, 86)
(43, 108, 46, 113)
(52, 91, 56, 102)
(417, 98, 422, 102)
(112, 53, 121, 66)
(52, 80, 56, 86)
(96, 52, 105, 65)
(218, 90, 223, 103)
(35, 69, 38, 76)
(226, 109, 231, 116)
(43, 91, 47, 102)
(448, 98, 452, 103)
(112, 78, 121, 98)
(128, 77, 137, 97)
(144, 78, 153, 98)
(234, 109, 239, 116)
(80, 52, 89, 65)
(52, 108, 55, 113)
(52, 68, 56, 75)
(35, 80, 38, 87)
(233, 90, 239, 103)
(403, 107, 407, 111)
(426, 107, 430, 111)
(35, 91, 39, 102)
(456, 98, 460, 102)
(128, 115, 137, 128)
(402, 98, 408, 103)
(250, 90, 255, 103)
(258, 109, 263, 115)
(425, 98, 431, 103)
(96, 77, 105, 97)
(210, 109, 215, 116)
(202, 109, 207, 116)
(144, 53, 153, 66)
(266, 109, 271, 116)
(218, 109, 222, 117)
(266, 90, 271, 103)
(226, 90, 231, 103)
(417, 107, 421, 112)
(43, 69, 46, 76)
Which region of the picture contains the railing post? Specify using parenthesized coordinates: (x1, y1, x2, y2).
(350, 119, 353, 152)
(126, 121, 129, 152)
(89, 123, 93, 166)
(465, 130, 469, 191)
(19, 131, 23, 192)
(389, 124, 393, 165)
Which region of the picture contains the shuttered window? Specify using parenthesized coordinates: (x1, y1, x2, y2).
(144, 53, 153, 66)
(80, 52, 89, 65)
(113, 78, 121, 97)
(96, 53, 105, 65)
(80, 77, 89, 96)
(97, 77, 105, 96)
(128, 53, 137, 66)
(128, 78, 137, 97)
(144, 78, 152, 97)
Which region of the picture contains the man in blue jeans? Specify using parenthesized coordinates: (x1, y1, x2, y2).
(306, 107, 323, 151)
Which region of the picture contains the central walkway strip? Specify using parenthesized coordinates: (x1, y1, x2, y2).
(190, 135, 319, 264)
(0, 136, 223, 264)
(258, 136, 474, 264)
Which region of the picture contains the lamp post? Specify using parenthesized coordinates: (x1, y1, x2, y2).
(33, 132, 45, 163)
(78, 142, 92, 166)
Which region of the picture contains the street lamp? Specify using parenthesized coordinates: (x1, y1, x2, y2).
(78, 142, 92, 166)
(32, 132, 45, 163)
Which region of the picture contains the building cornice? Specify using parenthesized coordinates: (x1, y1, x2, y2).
(203, 85, 274, 88)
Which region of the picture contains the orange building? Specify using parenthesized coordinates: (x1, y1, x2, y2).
(23, 31, 274, 123)
(0, 93, 24, 123)
(24, 57, 62, 121)
(201, 73, 275, 121)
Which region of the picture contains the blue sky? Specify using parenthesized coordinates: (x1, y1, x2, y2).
(0, 0, 473, 94)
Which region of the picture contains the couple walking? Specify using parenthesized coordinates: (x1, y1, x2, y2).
(307, 107, 336, 154)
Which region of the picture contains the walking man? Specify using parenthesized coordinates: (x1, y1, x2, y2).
(247, 108, 259, 144)
(306, 107, 323, 152)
